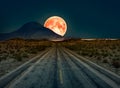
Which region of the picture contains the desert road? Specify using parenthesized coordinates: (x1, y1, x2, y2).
(0, 46, 120, 88)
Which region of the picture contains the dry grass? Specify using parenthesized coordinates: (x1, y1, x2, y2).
(0, 39, 52, 77)
(0, 38, 120, 77)
(61, 39, 120, 75)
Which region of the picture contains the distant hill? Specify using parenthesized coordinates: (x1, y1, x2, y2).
(0, 22, 62, 41)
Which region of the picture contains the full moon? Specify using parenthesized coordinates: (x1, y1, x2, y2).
(44, 16, 67, 36)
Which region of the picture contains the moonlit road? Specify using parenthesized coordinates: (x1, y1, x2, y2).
(0, 46, 120, 88)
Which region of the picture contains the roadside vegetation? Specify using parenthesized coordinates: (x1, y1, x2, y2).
(0, 38, 52, 77)
(61, 39, 120, 75)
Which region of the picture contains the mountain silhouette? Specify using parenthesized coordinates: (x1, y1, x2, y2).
(0, 22, 62, 41)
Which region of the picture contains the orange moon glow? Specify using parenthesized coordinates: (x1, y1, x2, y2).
(44, 16, 67, 36)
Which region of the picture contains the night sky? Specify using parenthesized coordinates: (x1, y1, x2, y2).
(0, 0, 120, 38)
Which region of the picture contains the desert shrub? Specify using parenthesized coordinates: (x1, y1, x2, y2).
(96, 57, 101, 61)
(37, 46, 46, 51)
(22, 52, 29, 58)
(14, 54, 22, 61)
(17, 56, 22, 61)
(89, 53, 93, 57)
(81, 52, 89, 56)
(2, 50, 7, 53)
(29, 48, 37, 54)
(102, 53, 109, 57)
(112, 59, 120, 68)
(0, 55, 7, 61)
(65, 46, 75, 50)
(0, 56, 4, 62)
(102, 59, 108, 63)
(9, 50, 15, 54)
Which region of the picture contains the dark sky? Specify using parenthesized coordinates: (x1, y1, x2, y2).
(0, 0, 120, 38)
